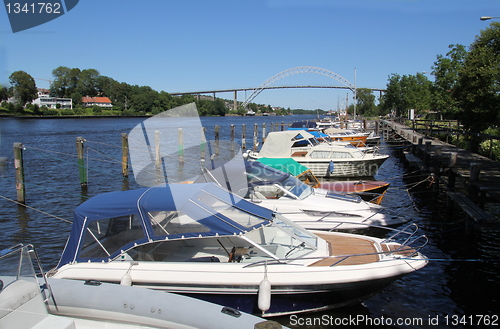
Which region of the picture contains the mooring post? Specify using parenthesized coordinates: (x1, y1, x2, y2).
(178, 128, 184, 166)
(262, 123, 266, 144)
(449, 152, 458, 167)
(201, 127, 206, 162)
(469, 162, 482, 202)
(281, 121, 284, 131)
(13, 142, 25, 203)
(242, 124, 246, 150)
(253, 123, 258, 151)
(75, 137, 87, 188)
(215, 125, 220, 156)
(375, 121, 379, 136)
(121, 133, 129, 178)
(230, 124, 235, 152)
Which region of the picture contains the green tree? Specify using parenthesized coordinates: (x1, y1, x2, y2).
(51, 66, 71, 97)
(380, 73, 432, 117)
(431, 44, 467, 118)
(355, 88, 378, 117)
(0, 85, 10, 101)
(78, 69, 100, 97)
(9, 71, 38, 106)
(453, 22, 500, 132)
(71, 91, 82, 107)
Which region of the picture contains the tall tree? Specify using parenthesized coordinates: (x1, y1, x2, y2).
(431, 44, 467, 118)
(355, 88, 377, 117)
(51, 66, 71, 97)
(9, 71, 38, 106)
(380, 73, 432, 117)
(78, 69, 100, 97)
(453, 22, 500, 132)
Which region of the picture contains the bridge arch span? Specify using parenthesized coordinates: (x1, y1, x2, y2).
(241, 66, 356, 108)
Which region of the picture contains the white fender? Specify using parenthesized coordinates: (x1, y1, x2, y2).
(120, 272, 132, 286)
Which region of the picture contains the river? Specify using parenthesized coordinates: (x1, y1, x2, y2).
(0, 115, 498, 328)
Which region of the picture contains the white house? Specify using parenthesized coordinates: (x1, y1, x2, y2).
(81, 96, 112, 108)
(32, 90, 72, 109)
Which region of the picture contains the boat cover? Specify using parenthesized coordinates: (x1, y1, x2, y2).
(256, 158, 310, 177)
(194, 160, 293, 195)
(58, 183, 273, 267)
(257, 130, 316, 158)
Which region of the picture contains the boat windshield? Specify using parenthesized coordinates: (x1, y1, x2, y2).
(246, 163, 290, 185)
(278, 175, 314, 200)
(243, 213, 318, 260)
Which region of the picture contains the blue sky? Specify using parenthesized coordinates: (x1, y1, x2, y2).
(1, 0, 499, 111)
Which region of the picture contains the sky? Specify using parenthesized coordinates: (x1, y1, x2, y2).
(1, 0, 499, 111)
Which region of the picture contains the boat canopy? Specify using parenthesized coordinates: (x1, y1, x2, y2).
(58, 183, 274, 267)
(255, 158, 320, 188)
(257, 130, 317, 158)
(195, 160, 293, 193)
(256, 158, 309, 177)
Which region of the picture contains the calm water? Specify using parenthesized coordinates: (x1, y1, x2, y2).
(0, 115, 498, 328)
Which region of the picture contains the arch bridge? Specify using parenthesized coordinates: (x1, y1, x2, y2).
(170, 66, 385, 111)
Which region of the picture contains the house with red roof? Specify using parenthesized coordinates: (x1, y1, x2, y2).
(82, 96, 112, 108)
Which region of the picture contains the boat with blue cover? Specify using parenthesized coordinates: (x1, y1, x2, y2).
(48, 183, 428, 317)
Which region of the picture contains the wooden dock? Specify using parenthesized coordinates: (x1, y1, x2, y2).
(382, 119, 500, 224)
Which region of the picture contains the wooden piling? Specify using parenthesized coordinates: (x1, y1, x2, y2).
(76, 137, 87, 188)
(262, 123, 266, 144)
(13, 142, 25, 203)
(242, 124, 246, 150)
(121, 133, 129, 178)
(231, 124, 235, 152)
(215, 125, 220, 156)
(201, 127, 206, 162)
(253, 123, 258, 151)
(178, 128, 184, 166)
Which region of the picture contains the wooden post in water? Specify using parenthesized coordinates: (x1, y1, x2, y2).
(253, 123, 258, 151)
(242, 124, 246, 150)
(13, 142, 25, 203)
(121, 133, 129, 178)
(281, 121, 284, 131)
(201, 127, 206, 162)
(178, 128, 184, 166)
(215, 125, 220, 156)
(76, 137, 87, 188)
(262, 123, 266, 144)
(230, 124, 235, 152)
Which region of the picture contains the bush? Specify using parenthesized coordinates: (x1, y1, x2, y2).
(61, 109, 75, 115)
(43, 108, 59, 116)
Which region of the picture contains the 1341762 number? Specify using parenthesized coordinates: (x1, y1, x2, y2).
(5, 2, 61, 14)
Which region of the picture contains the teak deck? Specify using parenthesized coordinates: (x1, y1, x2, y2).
(310, 233, 379, 266)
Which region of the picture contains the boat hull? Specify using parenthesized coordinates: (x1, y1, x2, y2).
(318, 181, 390, 204)
(51, 252, 427, 317)
(295, 156, 388, 178)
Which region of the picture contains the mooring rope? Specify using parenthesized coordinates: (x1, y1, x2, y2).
(0, 194, 72, 224)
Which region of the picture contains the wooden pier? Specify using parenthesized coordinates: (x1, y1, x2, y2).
(382, 119, 499, 224)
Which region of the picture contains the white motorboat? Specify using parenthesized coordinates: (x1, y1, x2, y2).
(244, 130, 389, 178)
(49, 183, 428, 317)
(0, 243, 276, 329)
(194, 160, 405, 230)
